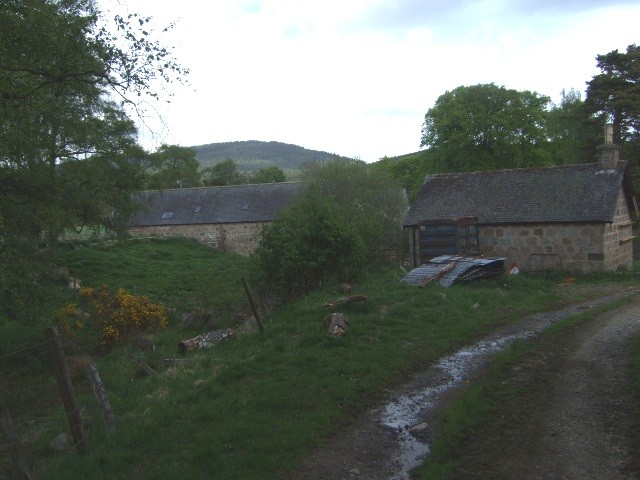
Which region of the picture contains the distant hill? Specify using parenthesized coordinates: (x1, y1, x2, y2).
(194, 140, 347, 173)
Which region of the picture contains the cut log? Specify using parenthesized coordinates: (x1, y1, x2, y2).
(324, 313, 349, 337)
(324, 294, 368, 308)
(178, 328, 235, 353)
(419, 261, 457, 287)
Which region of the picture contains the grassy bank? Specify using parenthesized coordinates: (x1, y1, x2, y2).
(1, 238, 637, 479)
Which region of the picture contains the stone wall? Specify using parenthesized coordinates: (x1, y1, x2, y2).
(479, 223, 606, 272)
(407, 189, 634, 272)
(479, 191, 633, 272)
(602, 189, 634, 271)
(128, 222, 268, 256)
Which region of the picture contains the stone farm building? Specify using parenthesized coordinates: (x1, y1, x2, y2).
(403, 145, 635, 273)
(127, 182, 302, 255)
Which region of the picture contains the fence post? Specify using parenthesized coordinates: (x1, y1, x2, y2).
(242, 277, 265, 333)
(0, 385, 35, 480)
(87, 361, 115, 432)
(44, 326, 87, 455)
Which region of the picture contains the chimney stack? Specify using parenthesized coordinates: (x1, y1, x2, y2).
(597, 123, 620, 168)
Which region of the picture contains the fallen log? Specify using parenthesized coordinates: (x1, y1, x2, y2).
(324, 294, 368, 308)
(178, 328, 235, 353)
(324, 313, 349, 337)
(419, 261, 457, 287)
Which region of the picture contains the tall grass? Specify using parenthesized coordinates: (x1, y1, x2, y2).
(2, 238, 636, 479)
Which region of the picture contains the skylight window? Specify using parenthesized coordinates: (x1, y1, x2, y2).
(161, 211, 173, 219)
(194, 206, 202, 213)
(242, 203, 250, 210)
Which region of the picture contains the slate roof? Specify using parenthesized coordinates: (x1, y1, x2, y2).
(403, 162, 632, 226)
(128, 182, 302, 226)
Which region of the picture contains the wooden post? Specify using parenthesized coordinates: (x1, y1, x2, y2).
(87, 361, 115, 432)
(128, 353, 158, 377)
(44, 326, 87, 455)
(0, 386, 34, 480)
(242, 277, 265, 333)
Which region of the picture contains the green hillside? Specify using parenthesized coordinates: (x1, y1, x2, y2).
(194, 140, 346, 172)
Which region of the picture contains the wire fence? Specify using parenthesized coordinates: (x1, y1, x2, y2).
(0, 328, 160, 480)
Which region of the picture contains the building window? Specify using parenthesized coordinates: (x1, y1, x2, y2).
(161, 212, 173, 219)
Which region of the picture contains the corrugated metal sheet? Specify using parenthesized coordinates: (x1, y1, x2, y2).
(128, 182, 302, 226)
(403, 255, 506, 288)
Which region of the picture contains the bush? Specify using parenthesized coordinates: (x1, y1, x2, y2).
(56, 285, 168, 352)
(255, 189, 366, 297)
(254, 159, 408, 298)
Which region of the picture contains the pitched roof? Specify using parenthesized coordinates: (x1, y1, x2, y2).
(128, 182, 302, 226)
(403, 162, 632, 226)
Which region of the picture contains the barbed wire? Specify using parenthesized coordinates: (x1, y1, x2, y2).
(0, 337, 55, 362)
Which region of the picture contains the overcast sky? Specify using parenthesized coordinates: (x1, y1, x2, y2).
(101, 0, 639, 162)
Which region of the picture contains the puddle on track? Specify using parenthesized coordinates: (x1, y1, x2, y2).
(377, 292, 634, 480)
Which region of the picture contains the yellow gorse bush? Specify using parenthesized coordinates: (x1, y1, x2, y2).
(56, 285, 168, 352)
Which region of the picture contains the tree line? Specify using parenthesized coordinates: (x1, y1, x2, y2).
(1, 0, 638, 318)
(377, 44, 640, 200)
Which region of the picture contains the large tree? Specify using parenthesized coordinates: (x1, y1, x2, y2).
(0, 0, 187, 320)
(146, 144, 201, 189)
(202, 159, 247, 186)
(546, 89, 601, 164)
(585, 44, 640, 167)
(420, 84, 552, 172)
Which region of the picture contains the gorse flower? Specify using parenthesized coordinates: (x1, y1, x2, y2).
(56, 285, 168, 352)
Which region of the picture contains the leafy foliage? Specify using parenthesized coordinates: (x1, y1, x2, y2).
(248, 166, 287, 184)
(255, 159, 407, 297)
(255, 189, 366, 296)
(146, 144, 201, 189)
(0, 0, 186, 321)
(421, 84, 552, 172)
(586, 44, 640, 176)
(546, 89, 601, 165)
(56, 284, 168, 352)
(201, 159, 247, 186)
(373, 151, 434, 202)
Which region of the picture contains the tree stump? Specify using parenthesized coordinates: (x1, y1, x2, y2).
(324, 313, 349, 337)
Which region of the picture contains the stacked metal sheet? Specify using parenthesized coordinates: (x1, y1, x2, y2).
(403, 255, 506, 288)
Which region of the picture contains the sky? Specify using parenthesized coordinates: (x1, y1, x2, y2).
(100, 0, 640, 163)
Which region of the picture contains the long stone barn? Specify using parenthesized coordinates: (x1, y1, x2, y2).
(127, 182, 302, 255)
(403, 143, 636, 273)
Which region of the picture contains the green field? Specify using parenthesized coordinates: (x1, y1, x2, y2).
(1, 238, 637, 479)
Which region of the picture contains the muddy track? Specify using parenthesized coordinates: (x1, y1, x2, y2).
(445, 296, 640, 480)
(284, 289, 639, 480)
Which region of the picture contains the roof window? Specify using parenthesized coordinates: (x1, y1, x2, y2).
(161, 211, 173, 219)
(194, 206, 202, 213)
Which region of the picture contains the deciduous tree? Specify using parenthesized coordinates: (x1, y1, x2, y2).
(0, 0, 187, 320)
(420, 84, 552, 172)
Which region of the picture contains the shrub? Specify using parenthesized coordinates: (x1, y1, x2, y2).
(254, 159, 407, 298)
(255, 189, 366, 297)
(56, 285, 168, 352)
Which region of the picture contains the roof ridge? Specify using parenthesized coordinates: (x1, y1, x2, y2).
(426, 162, 617, 178)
